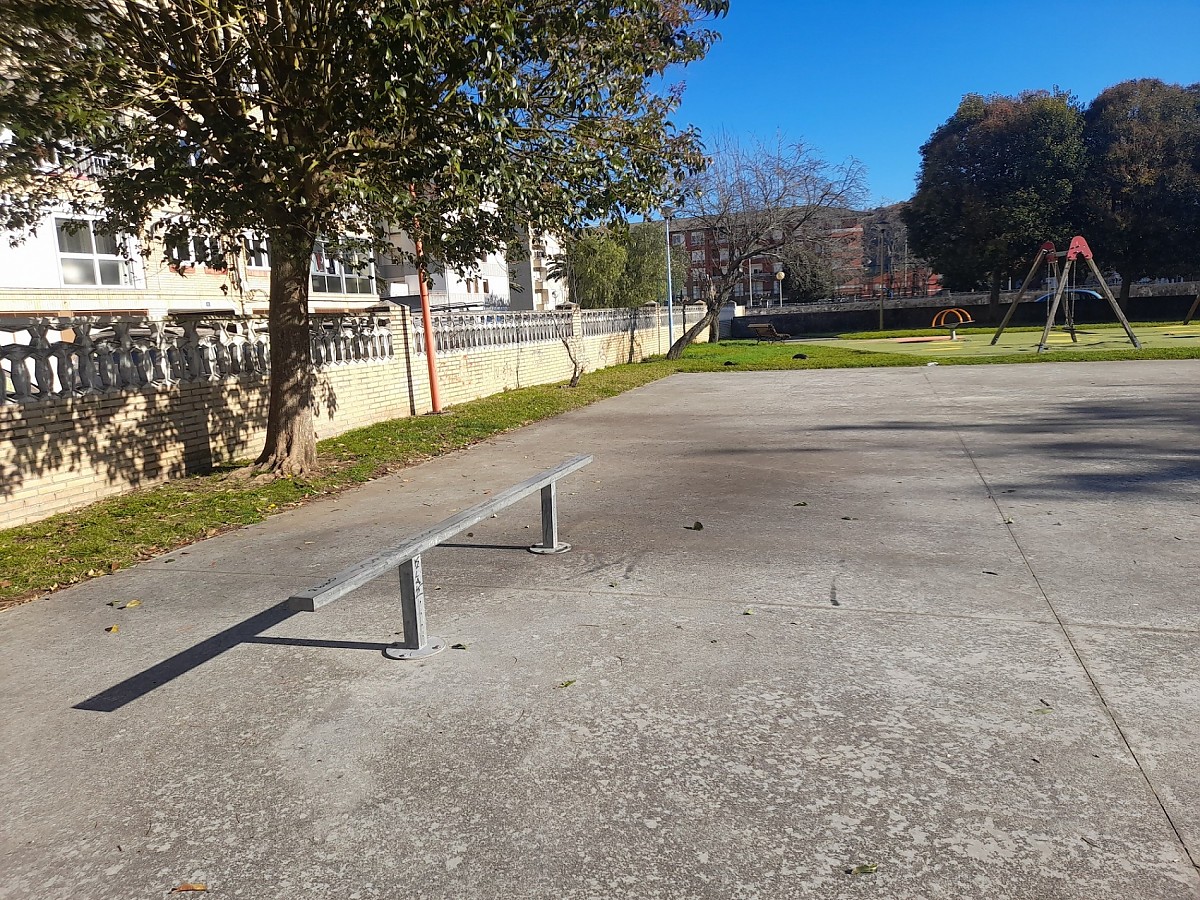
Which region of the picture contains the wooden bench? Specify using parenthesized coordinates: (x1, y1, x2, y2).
(748, 322, 791, 342)
(288, 455, 593, 659)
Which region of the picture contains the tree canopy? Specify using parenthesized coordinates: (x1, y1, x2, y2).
(904, 90, 1085, 310)
(1079, 78, 1200, 299)
(0, 0, 726, 471)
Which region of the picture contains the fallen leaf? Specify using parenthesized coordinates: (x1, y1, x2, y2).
(1003, 517, 1014, 525)
(847, 863, 878, 876)
(742, 609, 755, 616)
(557, 679, 576, 689)
(841, 516, 857, 521)
(466, 532, 474, 537)
(982, 570, 998, 576)
(169, 885, 207, 893)
(450, 643, 469, 650)
(123, 599, 142, 609)
(86, 569, 98, 577)
(685, 521, 704, 531)
(104, 625, 119, 634)
(793, 501, 808, 507)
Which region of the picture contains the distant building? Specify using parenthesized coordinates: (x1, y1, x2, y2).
(508, 228, 569, 311)
(379, 231, 511, 311)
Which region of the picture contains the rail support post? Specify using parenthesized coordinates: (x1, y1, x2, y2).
(383, 555, 446, 660)
(529, 482, 571, 554)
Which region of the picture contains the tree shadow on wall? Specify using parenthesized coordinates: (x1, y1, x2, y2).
(1, 378, 272, 506)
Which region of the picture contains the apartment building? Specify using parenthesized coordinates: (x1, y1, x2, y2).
(378, 231, 511, 311)
(508, 229, 569, 311)
(669, 210, 867, 303)
(0, 209, 380, 317)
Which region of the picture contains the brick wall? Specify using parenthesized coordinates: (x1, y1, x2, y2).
(1, 307, 696, 528)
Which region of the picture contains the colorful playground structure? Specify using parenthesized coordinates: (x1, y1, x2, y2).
(931, 307, 975, 340)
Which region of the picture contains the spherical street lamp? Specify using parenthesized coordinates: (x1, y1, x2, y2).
(775, 269, 785, 307)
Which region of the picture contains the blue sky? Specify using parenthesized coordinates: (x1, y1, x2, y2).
(670, 0, 1200, 206)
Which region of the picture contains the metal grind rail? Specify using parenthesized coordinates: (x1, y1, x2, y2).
(288, 455, 593, 659)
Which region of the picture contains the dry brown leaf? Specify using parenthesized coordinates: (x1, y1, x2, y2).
(169, 884, 208, 893)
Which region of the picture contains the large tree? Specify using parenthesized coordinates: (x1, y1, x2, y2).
(1079, 79, 1200, 302)
(904, 90, 1085, 318)
(666, 134, 866, 358)
(0, 0, 725, 474)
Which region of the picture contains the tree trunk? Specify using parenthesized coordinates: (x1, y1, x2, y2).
(256, 224, 318, 475)
(988, 270, 1002, 323)
(666, 304, 719, 359)
(1119, 274, 1132, 314)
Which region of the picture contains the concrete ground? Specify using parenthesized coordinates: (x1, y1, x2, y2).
(2, 360, 1199, 899)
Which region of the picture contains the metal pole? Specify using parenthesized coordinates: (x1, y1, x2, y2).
(665, 214, 675, 347)
(384, 555, 446, 659)
(410, 186, 442, 413)
(529, 482, 571, 554)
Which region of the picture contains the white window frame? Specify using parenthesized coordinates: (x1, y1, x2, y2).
(244, 235, 270, 270)
(311, 241, 376, 295)
(167, 231, 224, 270)
(54, 217, 129, 288)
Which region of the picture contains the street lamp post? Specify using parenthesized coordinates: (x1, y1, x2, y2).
(775, 269, 785, 307)
(663, 207, 675, 347)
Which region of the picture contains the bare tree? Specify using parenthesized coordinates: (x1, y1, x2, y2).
(666, 134, 866, 358)
(554, 307, 586, 388)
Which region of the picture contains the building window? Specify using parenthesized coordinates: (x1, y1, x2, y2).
(690, 250, 704, 262)
(55, 218, 127, 286)
(311, 242, 375, 294)
(671, 233, 684, 246)
(244, 236, 270, 269)
(689, 230, 703, 243)
(167, 231, 224, 270)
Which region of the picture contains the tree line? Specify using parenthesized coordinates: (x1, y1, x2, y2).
(904, 80, 1200, 315)
(552, 223, 690, 309)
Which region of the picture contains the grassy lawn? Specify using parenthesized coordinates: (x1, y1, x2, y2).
(5, 333, 1200, 607)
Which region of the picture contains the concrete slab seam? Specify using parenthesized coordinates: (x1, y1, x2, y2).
(921, 369, 1200, 874)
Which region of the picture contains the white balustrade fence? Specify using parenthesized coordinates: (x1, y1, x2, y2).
(1, 313, 393, 404)
(579, 307, 657, 337)
(413, 311, 574, 354)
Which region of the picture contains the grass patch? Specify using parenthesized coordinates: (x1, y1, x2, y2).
(5, 334, 1199, 607)
(837, 320, 1183, 341)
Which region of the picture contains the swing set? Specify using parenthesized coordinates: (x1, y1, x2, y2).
(991, 236, 1141, 351)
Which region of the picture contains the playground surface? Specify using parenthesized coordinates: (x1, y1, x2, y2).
(837, 322, 1200, 359)
(3, 360, 1200, 899)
